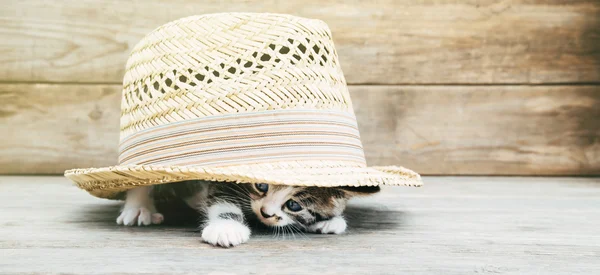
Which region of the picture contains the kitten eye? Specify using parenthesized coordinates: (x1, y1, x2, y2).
(255, 183, 268, 193)
(285, 199, 302, 212)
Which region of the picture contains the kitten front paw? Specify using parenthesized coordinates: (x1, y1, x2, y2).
(308, 216, 347, 234)
(201, 220, 251, 247)
(116, 205, 164, 226)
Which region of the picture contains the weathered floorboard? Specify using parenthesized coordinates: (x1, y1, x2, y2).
(0, 176, 599, 274)
(1, 84, 599, 175)
(1, 0, 599, 84)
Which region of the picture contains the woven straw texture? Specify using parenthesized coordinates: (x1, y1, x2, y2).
(120, 13, 351, 138)
(64, 13, 422, 199)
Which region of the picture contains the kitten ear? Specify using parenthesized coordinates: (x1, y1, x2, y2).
(336, 185, 381, 198)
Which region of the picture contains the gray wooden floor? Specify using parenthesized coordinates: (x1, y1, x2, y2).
(0, 176, 599, 274)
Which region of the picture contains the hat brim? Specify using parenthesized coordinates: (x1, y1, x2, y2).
(64, 161, 422, 199)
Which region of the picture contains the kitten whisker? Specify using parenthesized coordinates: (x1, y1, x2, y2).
(150, 181, 358, 246)
(219, 184, 250, 198)
(290, 224, 307, 239)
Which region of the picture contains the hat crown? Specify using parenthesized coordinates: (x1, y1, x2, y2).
(120, 13, 352, 139)
(117, 13, 365, 168)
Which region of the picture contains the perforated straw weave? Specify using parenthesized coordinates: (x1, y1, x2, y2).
(64, 13, 422, 199)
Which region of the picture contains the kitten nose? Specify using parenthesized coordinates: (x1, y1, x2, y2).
(260, 207, 274, 218)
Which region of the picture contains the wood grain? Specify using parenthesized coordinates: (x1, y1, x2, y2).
(0, 84, 120, 174)
(352, 85, 600, 175)
(0, 176, 599, 274)
(1, 84, 598, 175)
(1, 0, 599, 84)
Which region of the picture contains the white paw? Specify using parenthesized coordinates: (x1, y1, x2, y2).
(308, 216, 347, 234)
(116, 205, 163, 226)
(201, 220, 251, 247)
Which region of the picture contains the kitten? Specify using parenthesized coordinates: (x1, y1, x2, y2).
(116, 180, 379, 247)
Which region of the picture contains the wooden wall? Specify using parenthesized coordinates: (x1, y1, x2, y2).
(1, 0, 599, 175)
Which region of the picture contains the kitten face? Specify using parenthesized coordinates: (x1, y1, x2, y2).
(244, 183, 379, 228)
(154, 180, 380, 230)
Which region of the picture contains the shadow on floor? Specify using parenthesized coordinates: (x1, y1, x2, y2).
(76, 199, 404, 234)
(344, 205, 403, 232)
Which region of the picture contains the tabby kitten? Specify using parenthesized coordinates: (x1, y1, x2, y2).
(116, 180, 379, 247)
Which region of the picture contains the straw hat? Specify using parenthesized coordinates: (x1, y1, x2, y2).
(64, 13, 422, 199)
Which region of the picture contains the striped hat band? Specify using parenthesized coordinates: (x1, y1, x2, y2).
(118, 109, 367, 167)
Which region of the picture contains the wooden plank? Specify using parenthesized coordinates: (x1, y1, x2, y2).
(0, 176, 599, 274)
(0, 84, 120, 174)
(1, 84, 599, 175)
(1, 0, 599, 84)
(351, 85, 600, 175)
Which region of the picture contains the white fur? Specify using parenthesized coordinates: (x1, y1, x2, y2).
(261, 186, 294, 215)
(251, 186, 295, 227)
(206, 202, 242, 220)
(201, 202, 250, 247)
(201, 219, 251, 247)
(116, 186, 163, 226)
(307, 216, 347, 234)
